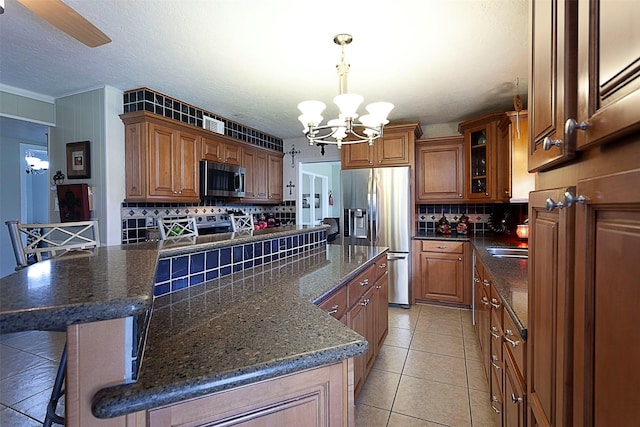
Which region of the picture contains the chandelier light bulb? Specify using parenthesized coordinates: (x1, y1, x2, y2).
(366, 102, 394, 124)
(334, 93, 363, 120)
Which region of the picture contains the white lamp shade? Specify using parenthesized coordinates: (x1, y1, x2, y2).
(298, 114, 323, 132)
(328, 118, 347, 140)
(333, 93, 363, 119)
(366, 102, 394, 124)
(298, 100, 326, 116)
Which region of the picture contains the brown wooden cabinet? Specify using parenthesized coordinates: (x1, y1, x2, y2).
(341, 123, 422, 169)
(498, 111, 534, 203)
(459, 112, 510, 202)
(575, 0, 640, 150)
(412, 240, 468, 306)
(528, 0, 578, 172)
(122, 113, 201, 203)
(373, 256, 389, 352)
(415, 136, 465, 202)
(201, 134, 241, 166)
(241, 147, 268, 201)
(267, 153, 283, 202)
(527, 187, 574, 427)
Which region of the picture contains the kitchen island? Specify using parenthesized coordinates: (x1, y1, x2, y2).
(1, 225, 384, 426)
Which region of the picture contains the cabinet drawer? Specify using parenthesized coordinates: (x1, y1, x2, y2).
(420, 240, 464, 254)
(374, 254, 388, 281)
(348, 264, 375, 308)
(503, 310, 525, 375)
(317, 286, 347, 322)
(490, 309, 503, 392)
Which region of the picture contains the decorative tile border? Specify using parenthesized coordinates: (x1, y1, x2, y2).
(123, 88, 283, 152)
(153, 229, 327, 297)
(416, 203, 528, 234)
(121, 202, 297, 244)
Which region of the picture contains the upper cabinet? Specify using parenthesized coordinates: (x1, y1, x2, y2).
(341, 123, 422, 169)
(574, 0, 640, 150)
(528, 0, 578, 172)
(122, 112, 201, 203)
(459, 112, 510, 202)
(202, 135, 242, 166)
(415, 136, 464, 202)
(241, 146, 283, 204)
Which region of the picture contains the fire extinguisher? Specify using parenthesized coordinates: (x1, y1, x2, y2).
(329, 190, 334, 206)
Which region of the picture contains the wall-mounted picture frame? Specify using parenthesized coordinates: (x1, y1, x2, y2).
(66, 141, 91, 179)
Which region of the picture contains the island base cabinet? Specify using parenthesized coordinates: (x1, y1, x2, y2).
(147, 361, 349, 427)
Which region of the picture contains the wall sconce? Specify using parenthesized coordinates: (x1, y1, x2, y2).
(25, 151, 49, 175)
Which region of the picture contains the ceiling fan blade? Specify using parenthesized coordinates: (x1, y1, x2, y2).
(17, 0, 111, 47)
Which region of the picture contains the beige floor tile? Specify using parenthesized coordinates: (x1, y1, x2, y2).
(357, 369, 401, 410)
(466, 359, 490, 392)
(419, 304, 462, 319)
(403, 350, 467, 387)
(415, 317, 463, 337)
(410, 330, 465, 358)
(11, 386, 63, 424)
(2, 331, 65, 362)
(0, 405, 42, 427)
(388, 412, 444, 426)
(0, 361, 58, 406)
(469, 388, 501, 427)
(393, 375, 471, 426)
(374, 345, 409, 374)
(384, 326, 414, 349)
(388, 307, 420, 330)
(0, 346, 49, 380)
(355, 403, 391, 427)
(461, 309, 473, 325)
(464, 340, 483, 362)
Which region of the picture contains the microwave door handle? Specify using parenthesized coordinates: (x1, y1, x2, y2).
(235, 172, 242, 192)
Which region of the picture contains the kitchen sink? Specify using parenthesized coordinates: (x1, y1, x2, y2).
(486, 247, 528, 259)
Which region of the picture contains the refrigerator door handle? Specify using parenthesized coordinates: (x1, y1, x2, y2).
(387, 253, 408, 260)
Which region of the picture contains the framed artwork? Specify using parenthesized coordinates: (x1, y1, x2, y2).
(66, 141, 91, 179)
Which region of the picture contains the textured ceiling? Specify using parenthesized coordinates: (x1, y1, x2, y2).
(0, 0, 529, 140)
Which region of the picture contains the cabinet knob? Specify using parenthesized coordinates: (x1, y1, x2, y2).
(458, 257, 462, 261)
(490, 298, 501, 309)
(328, 305, 339, 315)
(458, 194, 463, 198)
(565, 118, 588, 135)
(542, 136, 562, 150)
(360, 278, 369, 286)
(546, 191, 587, 211)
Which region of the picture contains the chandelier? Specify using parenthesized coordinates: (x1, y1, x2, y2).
(25, 151, 49, 175)
(297, 34, 394, 149)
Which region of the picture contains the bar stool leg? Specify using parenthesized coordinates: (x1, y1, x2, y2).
(43, 343, 66, 426)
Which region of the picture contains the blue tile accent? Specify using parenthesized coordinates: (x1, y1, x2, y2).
(263, 241, 271, 255)
(206, 250, 219, 269)
(190, 252, 205, 274)
(244, 244, 254, 260)
(254, 242, 262, 257)
(190, 273, 204, 286)
(156, 259, 170, 282)
(232, 246, 243, 264)
(171, 256, 189, 278)
(221, 265, 232, 276)
(154, 283, 170, 297)
(220, 247, 232, 266)
(171, 277, 189, 292)
(206, 270, 219, 281)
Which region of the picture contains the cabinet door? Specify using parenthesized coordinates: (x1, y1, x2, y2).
(504, 350, 526, 427)
(348, 288, 373, 398)
(527, 187, 574, 427)
(575, 0, 640, 149)
(573, 169, 640, 427)
(374, 271, 388, 352)
(267, 154, 283, 202)
(341, 142, 374, 169)
(124, 122, 147, 200)
(175, 130, 200, 199)
(223, 143, 242, 166)
(201, 135, 223, 162)
(502, 112, 535, 202)
(241, 148, 257, 199)
(464, 121, 495, 201)
(148, 122, 177, 197)
(474, 265, 491, 383)
(528, 0, 578, 172)
(415, 137, 464, 202)
(416, 251, 464, 304)
(375, 129, 410, 167)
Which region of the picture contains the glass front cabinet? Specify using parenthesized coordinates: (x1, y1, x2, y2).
(459, 112, 509, 202)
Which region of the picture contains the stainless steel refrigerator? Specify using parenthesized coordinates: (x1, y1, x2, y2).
(341, 166, 411, 307)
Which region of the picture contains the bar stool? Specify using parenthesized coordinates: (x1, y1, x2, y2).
(157, 217, 199, 240)
(5, 219, 100, 426)
(229, 214, 254, 232)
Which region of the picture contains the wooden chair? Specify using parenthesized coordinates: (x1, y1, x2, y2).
(157, 217, 199, 240)
(230, 214, 254, 232)
(4, 220, 100, 427)
(5, 220, 100, 270)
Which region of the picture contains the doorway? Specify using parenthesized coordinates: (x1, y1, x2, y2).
(297, 161, 341, 226)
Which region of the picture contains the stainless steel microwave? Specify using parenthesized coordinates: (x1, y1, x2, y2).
(200, 161, 246, 198)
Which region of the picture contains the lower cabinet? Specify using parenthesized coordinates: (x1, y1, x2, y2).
(317, 252, 388, 398)
(474, 254, 526, 427)
(148, 362, 347, 427)
(412, 240, 469, 306)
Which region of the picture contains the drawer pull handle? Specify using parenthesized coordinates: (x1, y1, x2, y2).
(482, 279, 490, 287)
(376, 285, 382, 290)
(328, 305, 339, 315)
(379, 263, 387, 268)
(436, 245, 448, 249)
(511, 393, 523, 404)
(481, 296, 490, 306)
(490, 326, 501, 339)
(490, 396, 501, 413)
(360, 298, 370, 307)
(491, 355, 501, 370)
(360, 279, 369, 286)
(490, 298, 501, 309)
(504, 329, 521, 348)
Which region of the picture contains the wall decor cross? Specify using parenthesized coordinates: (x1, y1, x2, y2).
(286, 180, 295, 195)
(286, 144, 301, 168)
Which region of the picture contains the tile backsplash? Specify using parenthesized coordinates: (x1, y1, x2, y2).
(417, 203, 528, 235)
(121, 201, 296, 244)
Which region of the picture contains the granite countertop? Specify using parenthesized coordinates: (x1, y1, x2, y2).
(92, 244, 384, 418)
(0, 225, 327, 334)
(414, 232, 528, 339)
